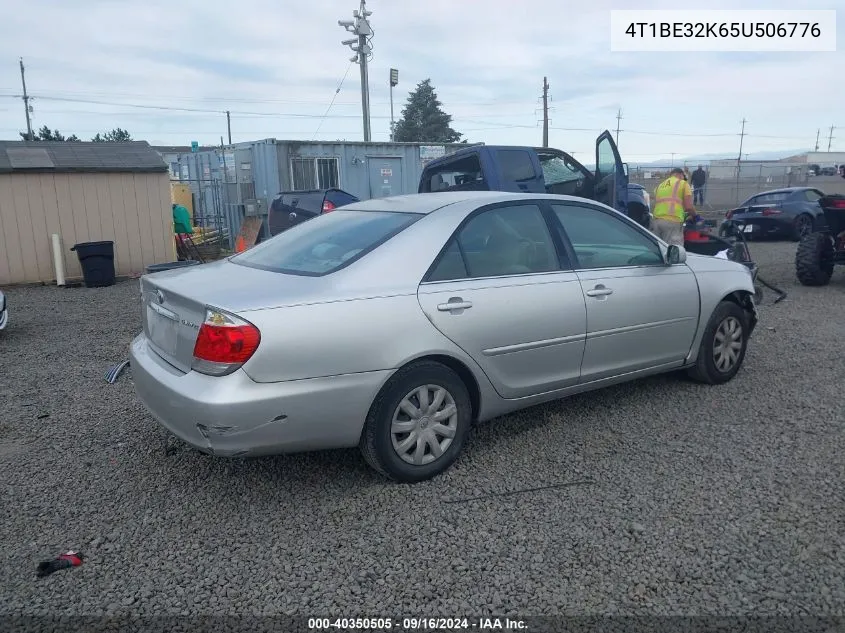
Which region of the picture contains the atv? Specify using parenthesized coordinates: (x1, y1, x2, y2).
(795, 194, 845, 286)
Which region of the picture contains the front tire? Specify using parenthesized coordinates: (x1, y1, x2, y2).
(359, 361, 472, 483)
(795, 232, 835, 286)
(791, 214, 814, 241)
(687, 300, 750, 385)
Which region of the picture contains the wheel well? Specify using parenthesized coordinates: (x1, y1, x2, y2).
(722, 290, 757, 333)
(407, 354, 481, 421)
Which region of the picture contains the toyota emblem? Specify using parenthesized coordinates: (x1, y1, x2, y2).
(156, 290, 165, 304)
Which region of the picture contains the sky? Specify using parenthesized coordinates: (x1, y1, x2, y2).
(0, 0, 842, 162)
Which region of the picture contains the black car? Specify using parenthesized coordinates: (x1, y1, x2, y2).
(267, 188, 359, 236)
(720, 187, 827, 241)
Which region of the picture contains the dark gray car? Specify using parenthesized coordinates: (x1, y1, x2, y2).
(721, 187, 827, 241)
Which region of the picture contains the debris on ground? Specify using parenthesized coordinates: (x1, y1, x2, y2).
(36, 551, 84, 578)
(104, 360, 130, 384)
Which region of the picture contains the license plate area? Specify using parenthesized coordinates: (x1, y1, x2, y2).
(146, 305, 179, 355)
(743, 224, 754, 233)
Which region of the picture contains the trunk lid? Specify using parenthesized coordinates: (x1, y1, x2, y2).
(139, 258, 329, 372)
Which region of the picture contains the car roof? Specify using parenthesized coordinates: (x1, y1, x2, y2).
(749, 187, 811, 196)
(340, 191, 616, 215)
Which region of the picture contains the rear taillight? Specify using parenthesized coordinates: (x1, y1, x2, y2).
(827, 199, 845, 209)
(192, 308, 260, 376)
(762, 208, 782, 216)
(322, 200, 336, 213)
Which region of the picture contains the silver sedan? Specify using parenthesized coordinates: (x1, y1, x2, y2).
(130, 192, 758, 482)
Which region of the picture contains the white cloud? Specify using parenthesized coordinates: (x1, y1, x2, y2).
(0, 0, 842, 160)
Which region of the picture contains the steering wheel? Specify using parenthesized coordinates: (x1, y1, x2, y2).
(518, 238, 539, 263)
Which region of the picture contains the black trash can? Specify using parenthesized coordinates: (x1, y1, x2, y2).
(145, 260, 201, 274)
(71, 241, 115, 288)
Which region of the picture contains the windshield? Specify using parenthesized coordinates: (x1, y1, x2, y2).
(539, 154, 584, 186)
(232, 210, 422, 276)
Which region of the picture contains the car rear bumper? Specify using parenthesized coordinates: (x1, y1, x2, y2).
(130, 334, 390, 457)
(722, 215, 792, 236)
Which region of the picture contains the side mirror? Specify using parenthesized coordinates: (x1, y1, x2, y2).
(666, 244, 687, 265)
(622, 162, 629, 177)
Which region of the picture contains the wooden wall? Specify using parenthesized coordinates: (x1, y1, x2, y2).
(0, 172, 174, 284)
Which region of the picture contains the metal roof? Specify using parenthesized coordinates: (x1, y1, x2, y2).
(0, 140, 168, 174)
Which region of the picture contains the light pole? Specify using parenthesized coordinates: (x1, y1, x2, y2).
(389, 68, 398, 142)
(339, 0, 373, 142)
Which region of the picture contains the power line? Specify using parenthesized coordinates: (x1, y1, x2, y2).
(312, 62, 354, 141)
(0, 87, 539, 108)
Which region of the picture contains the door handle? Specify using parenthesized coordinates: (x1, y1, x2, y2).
(437, 299, 473, 312)
(585, 285, 613, 297)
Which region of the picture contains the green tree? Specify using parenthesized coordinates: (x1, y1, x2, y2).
(92, 128, 133, 142)
(20, 125, 80, 142)
(392, 79, 463, 143)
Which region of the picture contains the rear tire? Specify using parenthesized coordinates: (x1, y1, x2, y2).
(791, 214, 814, 241)
(687, 300, 749, 385)
(359, 361, 472, 483)
(795, 232, 835, 286)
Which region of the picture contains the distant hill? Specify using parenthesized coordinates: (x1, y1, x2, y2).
(622, 148, 812, 169)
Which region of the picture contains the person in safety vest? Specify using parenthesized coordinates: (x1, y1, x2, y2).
(651, 167, 695, 246)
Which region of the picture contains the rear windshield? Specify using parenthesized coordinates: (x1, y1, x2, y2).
(232, 210, 422, 276)
(745, 192, 789, 206)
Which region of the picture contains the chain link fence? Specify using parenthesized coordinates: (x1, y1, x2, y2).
(629, 162, 845, 215)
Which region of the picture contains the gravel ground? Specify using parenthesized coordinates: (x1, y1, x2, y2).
(1, 240, 843, 626)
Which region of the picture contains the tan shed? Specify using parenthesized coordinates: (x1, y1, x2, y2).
(0, 140, 174, 285)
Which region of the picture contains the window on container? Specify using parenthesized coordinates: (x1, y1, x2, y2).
(291, 158, 317, 191)
(317, 158, 339, 189)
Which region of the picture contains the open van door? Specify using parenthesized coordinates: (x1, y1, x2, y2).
(594, 130, 628, 214)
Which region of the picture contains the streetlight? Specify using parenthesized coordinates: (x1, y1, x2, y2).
(338, 1, 373, 142)
(389, 68, 399, 142)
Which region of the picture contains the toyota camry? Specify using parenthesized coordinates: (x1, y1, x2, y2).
(130, 191, 758, 482)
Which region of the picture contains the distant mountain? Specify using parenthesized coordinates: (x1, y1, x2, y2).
(625, 148, 812, 169)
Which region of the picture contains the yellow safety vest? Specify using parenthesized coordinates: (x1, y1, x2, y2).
(652, 176, 690, 222)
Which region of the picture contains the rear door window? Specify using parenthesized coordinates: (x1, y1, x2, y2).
(233, 210, 421, 276)
(495, 150, 535, 183)
(422, 155, 485, 192)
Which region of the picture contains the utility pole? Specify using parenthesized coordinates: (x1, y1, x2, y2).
(339, 0, 373, 142)
(827, 125, 835, 152)
(19, 58, 33, 140)
(670, 152, 676, 166)
(815, 128, 820, 152)
(615, 108, 622, 145)
(389, 68, 398, 142)
(542, 77, 549, 148)
(737, 118, 746, 165)
(226, 110, 232, 145)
